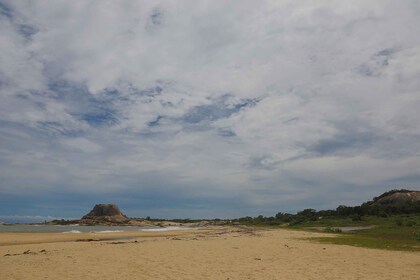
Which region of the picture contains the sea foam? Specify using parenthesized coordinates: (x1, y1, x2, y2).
(91, 230, 124, 233)
(139, 226, 191, 232)
(62, 230, 82, 234)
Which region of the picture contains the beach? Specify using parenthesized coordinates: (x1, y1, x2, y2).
(0, 227, 419, 280)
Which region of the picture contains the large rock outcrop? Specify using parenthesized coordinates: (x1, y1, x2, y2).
(82, 204, 128, 223)
(372, 190, 420, 207)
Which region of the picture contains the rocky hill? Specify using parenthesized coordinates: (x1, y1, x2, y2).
(358, 189, 420, 215)
(81, 204, 129, 224)
(371, 190, 420, 206)
(48, 204, 175, 226)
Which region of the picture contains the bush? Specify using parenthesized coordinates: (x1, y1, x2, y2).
(395, 219, 404, 226)
(379, 212, 388, 218)
(405, 220, 416, 227)
(289, 219, 303, 226)
(324, 227, 342, 233)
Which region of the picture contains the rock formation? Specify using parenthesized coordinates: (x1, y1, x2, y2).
(372, 190, 420, 207)
(82, 204, 128, 223)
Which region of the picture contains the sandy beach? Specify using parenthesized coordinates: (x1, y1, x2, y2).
(0, 227, 419, 280)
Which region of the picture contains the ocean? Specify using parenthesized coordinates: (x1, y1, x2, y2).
(0, 224, 189, 233)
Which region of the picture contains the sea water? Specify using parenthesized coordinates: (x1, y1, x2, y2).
(0, 224, 194, 233)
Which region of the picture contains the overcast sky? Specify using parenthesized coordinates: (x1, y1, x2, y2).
(1, 0, 420, 222)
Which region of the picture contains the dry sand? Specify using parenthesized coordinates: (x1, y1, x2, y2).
(0, 227, 419, 280)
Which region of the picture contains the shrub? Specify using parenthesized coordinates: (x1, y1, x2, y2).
(324, 227, 342, 233)
(405, 220, 416, 227)
(395, 219, 404, 226)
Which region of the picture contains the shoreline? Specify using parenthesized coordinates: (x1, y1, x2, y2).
(0, 228, 215, 246)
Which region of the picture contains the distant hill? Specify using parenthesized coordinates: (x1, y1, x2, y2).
(358, 189, 420, 215)
(371, 190, 420, 207)
(236, 189, 420, 227)
(82, 204, 128, 223)
(293, 188, 420, 220)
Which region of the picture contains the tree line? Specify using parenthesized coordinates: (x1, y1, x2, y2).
(233, 189, 420, 226)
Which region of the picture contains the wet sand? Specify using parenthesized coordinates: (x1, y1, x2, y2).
(1, 227, 419, 280)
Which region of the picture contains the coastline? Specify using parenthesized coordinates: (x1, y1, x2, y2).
(1, 227, 419, 280)
(0, 227, 212, 246)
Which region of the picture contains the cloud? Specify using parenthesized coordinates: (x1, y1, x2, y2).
(62, 137, 102, 153)
(0, 0, 419, 219)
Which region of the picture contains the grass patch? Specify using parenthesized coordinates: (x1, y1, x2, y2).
(291, 214, 420, 228)
(313, 233, 420, 251)
(307, 218, 420, 251)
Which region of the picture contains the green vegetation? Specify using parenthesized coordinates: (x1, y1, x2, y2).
(232, 189, 420, 251)
(311, 217, 420, 251)
(323, 227, 342, 233)
(233, 213, 420, 251)
(234, 189, 420, 227)
(50, 219, 76, 225)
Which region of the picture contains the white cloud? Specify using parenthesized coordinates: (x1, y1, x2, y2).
(285, 156, 420, 187)
(62, 137, 102, 153)
(0, 0, 419, 217)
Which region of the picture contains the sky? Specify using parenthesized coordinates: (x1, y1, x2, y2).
(1, 0, 420, 223)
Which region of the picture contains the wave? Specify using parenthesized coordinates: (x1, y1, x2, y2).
(62, 230, 82, 234)
(139, 226, 192, 232)
(90, 230, 124, 233)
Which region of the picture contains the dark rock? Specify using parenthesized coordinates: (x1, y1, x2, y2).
(82, 204, 128, 223)
(76, 239, 100, 242)
(83, 204, 125, 218)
